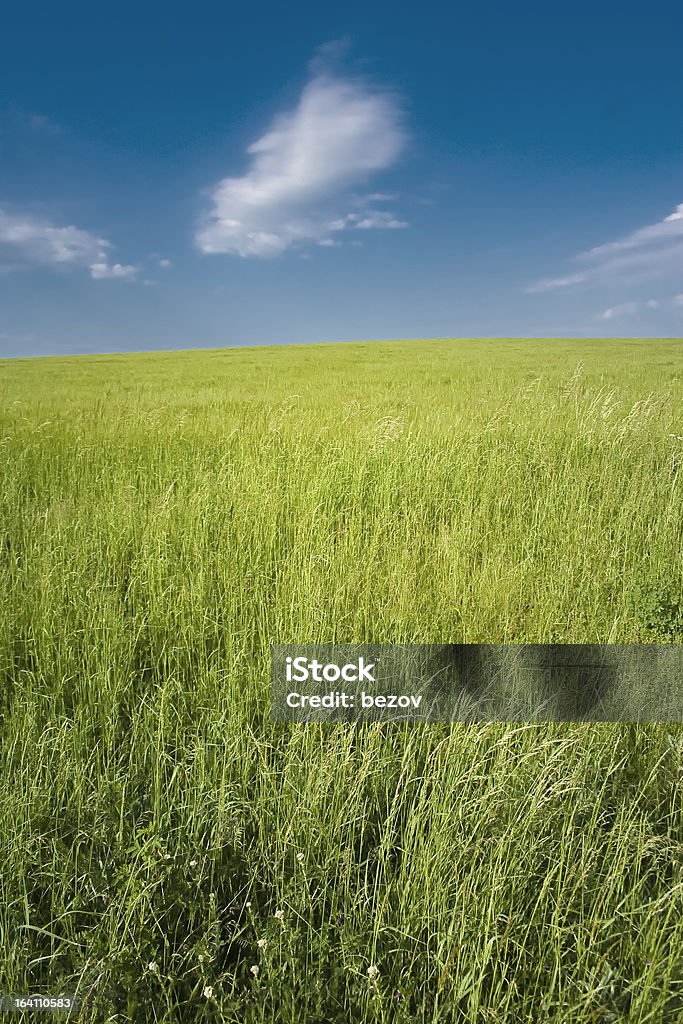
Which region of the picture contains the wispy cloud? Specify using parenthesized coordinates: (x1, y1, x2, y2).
(196, 49, 408, 258)
(0, 208, 138, 280)
(351, 192, 397, 204)
(327, 210, 407, 231)
(599, 300, 658, 320)
(526, 203, 683, 293)
(2, 105, 64, 137)
(599, 302, 640, 320)
(25, 112, 63, 136)
(526, 272, 588, 294)
(599, 296, 681, 320)
(584, 204, 683, 259)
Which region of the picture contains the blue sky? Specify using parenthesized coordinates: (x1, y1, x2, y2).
(1, 0, 682, 357)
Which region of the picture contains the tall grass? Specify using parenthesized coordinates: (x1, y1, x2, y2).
(0, 338, 681, 1021)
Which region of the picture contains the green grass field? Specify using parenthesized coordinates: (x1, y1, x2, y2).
(1, 337, 681, 1022)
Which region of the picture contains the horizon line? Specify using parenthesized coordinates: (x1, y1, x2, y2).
(2, 335, 681, 363)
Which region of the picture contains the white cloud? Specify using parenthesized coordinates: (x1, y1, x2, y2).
(0, 208, 107, 265)
(356, 212, 407, 229)
(328, 217, 352, 231)
(526, 202, 683, 294)
(89, 260, 138, 280)
(599, 296, 675, 320)
(159, 258, 172, 268)
(349, 192, 397, 204)
(196, 63, 407, 258)
(599, 302, 640, 320)
(327, 210, 407, 231)
(673, 293, 683, 306)
(0, 208, 137, 280)
(583, 203, 683, 261)
(525, 271, 588, 294)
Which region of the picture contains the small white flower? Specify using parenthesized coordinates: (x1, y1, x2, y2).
(296, 852, 305, 862)
(274, 909, 284, 920)
(257, 938, 268, 950)
(203, 985, 213, 999)
(147, 962, 158, 973)
(245, 901, 252, 909)
(367, 965, 379, 980)
(250, 965, 259, 977)
(189, 859, 198, 867)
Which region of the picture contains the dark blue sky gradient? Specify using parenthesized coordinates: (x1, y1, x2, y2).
(1, 0, 681, 355)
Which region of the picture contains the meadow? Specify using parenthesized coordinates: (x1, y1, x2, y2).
(0, 337, 681, 1022)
